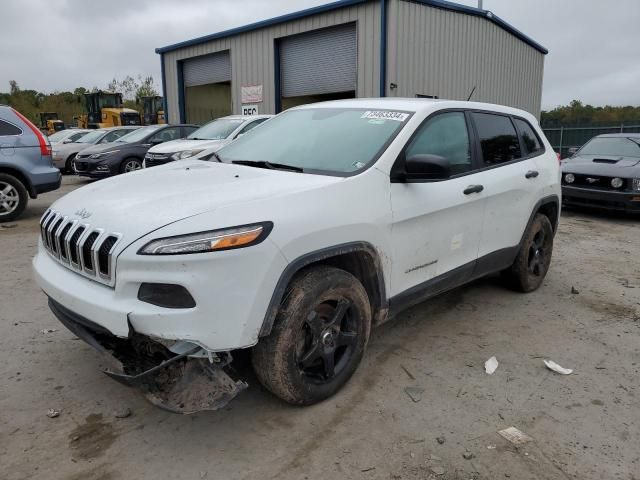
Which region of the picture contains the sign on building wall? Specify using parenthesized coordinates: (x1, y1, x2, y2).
(241, 104, 259, 116)
(241, 85, 263, 104)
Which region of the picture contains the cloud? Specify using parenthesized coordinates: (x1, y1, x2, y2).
(1, 0, 637, 110)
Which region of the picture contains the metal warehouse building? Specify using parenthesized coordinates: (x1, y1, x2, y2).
(156, 0, 547, 125)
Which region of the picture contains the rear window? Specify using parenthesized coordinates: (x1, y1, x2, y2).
(514, 118, 544, 156)
(472, 113, 521, 165)
(0, 119, 22, 136)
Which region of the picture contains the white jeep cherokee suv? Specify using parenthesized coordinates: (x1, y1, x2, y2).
(34, 99, 560, 412)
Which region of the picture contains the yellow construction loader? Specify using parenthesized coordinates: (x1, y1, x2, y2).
(77, 91, 141, 129)
(141, 96, 165, 125)
(39, 112, 65, 135)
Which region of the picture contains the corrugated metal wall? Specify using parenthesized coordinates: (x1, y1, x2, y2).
(162, 2, 381, 123)
(386, 0, 545, 117)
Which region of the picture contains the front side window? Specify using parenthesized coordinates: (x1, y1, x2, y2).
(405, 112, 471, 175)
(577, 137, 640, 158)
(217, 108, 411, 175)
(236, 118, 268, 137)
(514, 118, 543, 156)
(0, 119, 22, 136)
(472, 112, 521, 165)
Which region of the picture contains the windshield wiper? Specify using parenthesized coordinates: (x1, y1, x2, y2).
(232, 160, 303, 173)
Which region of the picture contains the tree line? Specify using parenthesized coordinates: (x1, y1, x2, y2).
(0, 76, 159, 126)
(541, 100, 640, 127)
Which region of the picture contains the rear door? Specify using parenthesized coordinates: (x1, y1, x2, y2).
(389, 111, 486, 298)
(468, 112, 542, 265)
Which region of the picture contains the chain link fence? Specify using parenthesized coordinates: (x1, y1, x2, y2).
(542, 122, 640, 159)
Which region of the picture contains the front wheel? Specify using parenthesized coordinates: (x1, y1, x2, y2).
(0, 173, 28, 222)
(503, 213, 554, 292)
(120, 158, 142, 174)
(252, 266, 371, 405)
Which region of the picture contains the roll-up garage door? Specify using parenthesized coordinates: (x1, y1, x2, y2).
(183, 51, 231, 87)
(280, 23, 357, 98)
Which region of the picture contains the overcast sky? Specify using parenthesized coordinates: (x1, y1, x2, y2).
(1, 0, 638, 110)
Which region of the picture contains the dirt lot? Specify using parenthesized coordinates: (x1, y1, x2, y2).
(1, 176, 639, 480)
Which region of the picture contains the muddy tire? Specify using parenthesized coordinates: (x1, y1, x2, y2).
(503, 213, 554, 292)
(0, 173, 28, 222)
(252, 266, 371, 405)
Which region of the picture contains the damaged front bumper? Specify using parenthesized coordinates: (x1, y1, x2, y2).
(48, 298, 247, 414)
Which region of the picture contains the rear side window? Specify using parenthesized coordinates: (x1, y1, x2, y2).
(0, 119, 22, 136)
(514, 118, 544, 156)
(472, 113, 521, 165)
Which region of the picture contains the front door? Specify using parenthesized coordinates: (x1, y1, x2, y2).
(390, 111, 486, 299)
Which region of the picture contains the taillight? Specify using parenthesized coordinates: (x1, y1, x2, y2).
(12, 108, 52, 156)
(556, 152, 561, 163)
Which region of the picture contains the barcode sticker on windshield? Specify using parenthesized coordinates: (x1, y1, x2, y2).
(361, 111, 410, 122)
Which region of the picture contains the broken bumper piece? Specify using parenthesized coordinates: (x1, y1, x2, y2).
(47, 298, 248, 414)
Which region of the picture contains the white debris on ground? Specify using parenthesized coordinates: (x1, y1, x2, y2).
(485, 356, 499, 375)
(543, 359, 573, 375)
(498, 427, 533, 445)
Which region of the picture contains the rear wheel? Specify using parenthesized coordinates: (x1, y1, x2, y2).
(120, 158, 142, 174)
(503, 213, 554, 292)
(252, 266, 371, 405)
(0, 173, 28, 222)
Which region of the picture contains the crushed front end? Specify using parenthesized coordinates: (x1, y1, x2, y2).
(48, 298, 247, 414)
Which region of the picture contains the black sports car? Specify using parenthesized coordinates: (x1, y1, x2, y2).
(561, 133, 640, 213)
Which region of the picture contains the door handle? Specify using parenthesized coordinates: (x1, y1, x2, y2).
(463, 184, 484, 195)
(525, 170, 539, 179)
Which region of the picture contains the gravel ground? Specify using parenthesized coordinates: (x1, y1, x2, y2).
(1, 176, 639, 480)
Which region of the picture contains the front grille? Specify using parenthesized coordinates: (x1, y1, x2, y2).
(39, 209, 122, 286)
(144, 154, 172, 168)
(563, 174, 628, 191)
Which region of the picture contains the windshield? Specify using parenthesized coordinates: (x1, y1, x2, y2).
(578, 137, 640, 158)
(217, 108, 411, 175)
(47, 131, 68, 142)
(76, 130, 107, 143)
(117, 126, 162, 143)
(187, 118, 243, 140)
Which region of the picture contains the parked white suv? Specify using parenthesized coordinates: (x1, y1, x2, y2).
(33, 99, 560, 412)
(143, 114, 272, 168)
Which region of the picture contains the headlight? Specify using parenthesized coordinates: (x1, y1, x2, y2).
(633, 178, 640, 192)
(564, 173, 575, 184)
(610, 177, 623, 189)
(171, 149, 205, 161)
(89, 150, 119, 159)
(138, 222, 273, 255)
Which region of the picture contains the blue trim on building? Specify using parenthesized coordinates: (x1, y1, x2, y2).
(274, 39, 282, 113)
(177, 61, 186, 123)
(155, 0, 370, 54)
(160, 53, 169, 123)
(155, 0, 547, 56)
(379, 0, 387, 97)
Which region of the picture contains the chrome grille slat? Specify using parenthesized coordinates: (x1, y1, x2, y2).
(39, 209, 122, 286)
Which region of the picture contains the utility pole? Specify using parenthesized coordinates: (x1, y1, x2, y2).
(478, 0, 483, 9)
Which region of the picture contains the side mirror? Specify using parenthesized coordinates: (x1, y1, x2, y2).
(404, 154, 451, 180)
(150, 138, 164, 145)
(62, 138, 73, 144)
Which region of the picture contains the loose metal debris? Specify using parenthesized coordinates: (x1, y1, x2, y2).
(46, 408, 60, 418)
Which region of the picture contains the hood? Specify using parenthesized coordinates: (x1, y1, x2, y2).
(147, 138, 227, 155)
(561, 154, 640, 176)
(48, 160, 340, 245)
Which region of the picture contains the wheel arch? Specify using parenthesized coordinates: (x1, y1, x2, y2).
(0, 165, 35, 198)
(259, 242, 388, 337)
(519, 194, 560, 249)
